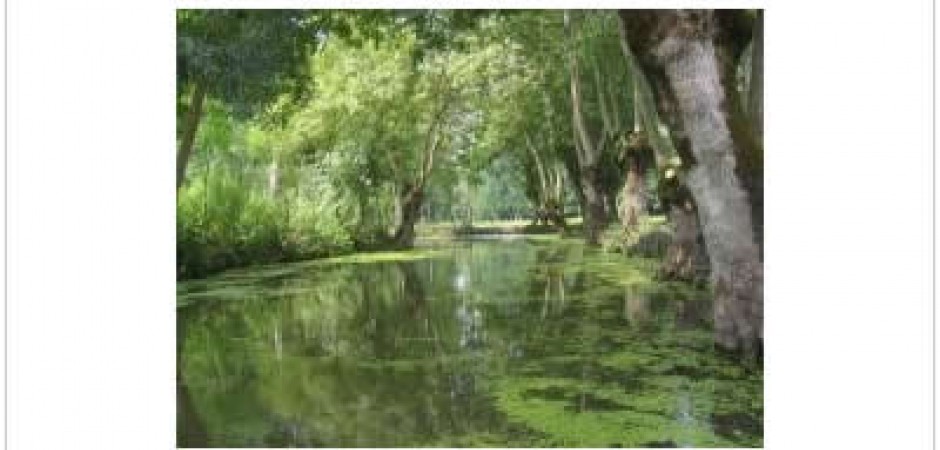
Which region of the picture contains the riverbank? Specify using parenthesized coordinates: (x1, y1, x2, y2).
(177, 232, 393, 281)
(177, 216, 688, 281)
(177, 219, 577, 281)
(417, 218, 585, 239)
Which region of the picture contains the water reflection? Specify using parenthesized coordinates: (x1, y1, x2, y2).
(456, 304, 485, 349)
(178, 238, 762, 447)
(176, 310, 208, 447)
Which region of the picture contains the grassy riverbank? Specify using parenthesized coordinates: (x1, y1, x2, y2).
(178, 215, 681, 281)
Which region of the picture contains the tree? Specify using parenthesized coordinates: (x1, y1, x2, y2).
(176, 10, 327, 190)
(613, 15, 705, 279)
(564, 10, 608, 245)
(618, 9, 763, 355)
(284, 22, 510, 247)
(563, 11, 639, 245)
(467, 11, 572, 228)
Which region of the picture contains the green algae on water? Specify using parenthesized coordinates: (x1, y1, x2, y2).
(177, 237, 762, 448)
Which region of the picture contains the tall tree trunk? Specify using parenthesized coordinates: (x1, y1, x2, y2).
(564, 10, 609, 245)
(579, 165, 606, 244)
(525, 134, 551, 226)
(526, 135, 568, 230)
(619, 79, 651, 234)
(560, 153, 587, 228)
(391, 99, 444, 247)
(547, 164, 568, 229)
(619, 10, 763, 356)
(176, 81, 207, 191)
(711, 10, 764, 259)
(617, 12, 706, 275)
(393, 187, 424, 248)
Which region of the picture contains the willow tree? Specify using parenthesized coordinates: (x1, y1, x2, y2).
(618, 9, 763, 355)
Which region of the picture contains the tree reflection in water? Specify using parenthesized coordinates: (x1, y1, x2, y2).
(178, 238, 762, 447)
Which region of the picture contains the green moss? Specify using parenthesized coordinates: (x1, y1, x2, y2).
(308, 248, 450, 265)
(489, 360, 762, 447)
(490, 376, 739, 447)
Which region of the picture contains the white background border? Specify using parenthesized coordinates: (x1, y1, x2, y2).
(4, 0, 935, 449)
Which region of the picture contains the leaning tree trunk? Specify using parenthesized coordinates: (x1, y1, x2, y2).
(525, 135, 567, 230)
(565, 10, 609, 246)
(176, 81, 207, 191)
(619, 10, 763, 356)
(393, 187, 424, 248)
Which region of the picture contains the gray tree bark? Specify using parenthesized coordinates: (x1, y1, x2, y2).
(619, 160, 645, 233)
(619, 10, 763, 356)
(565, 10, 610, 245)
(661, 201, 698, 280)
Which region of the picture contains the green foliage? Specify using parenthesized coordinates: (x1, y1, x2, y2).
(177, 10, 689, 276)
(177, 11, 764, 448)
(470, 155, 532, 220)
(177, 118, 358, 278)
(176, 10, 325, 119)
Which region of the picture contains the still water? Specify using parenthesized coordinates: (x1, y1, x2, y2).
(177, 236, 763, 448)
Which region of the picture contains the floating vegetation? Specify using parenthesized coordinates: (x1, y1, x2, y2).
(178, 238, 762, 447)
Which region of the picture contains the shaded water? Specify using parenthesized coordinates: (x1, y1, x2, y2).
(177, 237, 762, 447)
